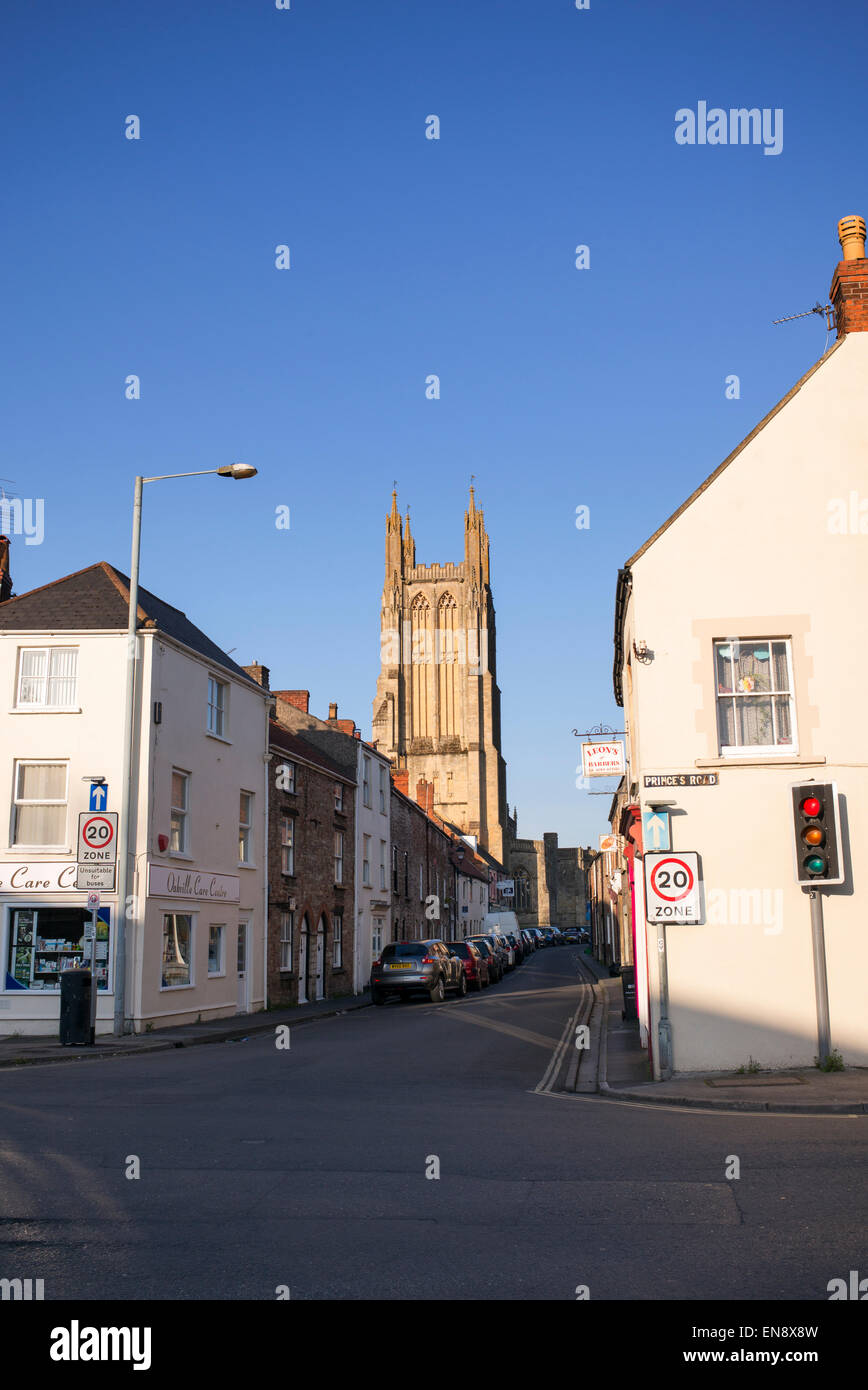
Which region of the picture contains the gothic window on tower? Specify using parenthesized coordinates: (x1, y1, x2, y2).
(410, 593, 431, 739)
(437, 592, 459, 738)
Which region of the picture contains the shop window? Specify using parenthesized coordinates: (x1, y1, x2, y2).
(161, 913, 193, 988)
(208, 924, 225, 976)
(6, 906, 111, 992)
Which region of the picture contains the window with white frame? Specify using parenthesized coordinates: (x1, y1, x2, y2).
(16, 647, 78, 709)
(280, 815, 294, 875)
(372, 917, 384, 957)
(171, 770, 190, 854)
(12, 761, 68, 845)
(208, 924, 225, 975)
(714, 639, 797, 755)
(279, 910, 294, 970)
(278, 761, 296, 793)
(207, 676, 227, 737)
(332, 912, 343, 967)
(334, 831, 343, 884)
(363, 756, 371, 807)
(380, 840, 387, 890)
(238, 792, 253, 863)
(379, 764, 386, 814)
(362, 834, 371, 886)
(392, 845, 398, 891)
(334, 782, 343, 812)
(161, 913, 193, 988)
(419, 862, 424, 900)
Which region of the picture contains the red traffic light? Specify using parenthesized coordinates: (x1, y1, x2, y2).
(801, 796, 821, 817)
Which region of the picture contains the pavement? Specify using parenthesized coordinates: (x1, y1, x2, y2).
(2, 949, 866, 1113)
(0, 991, 372, 1068)
(575, 948, 868, 1114)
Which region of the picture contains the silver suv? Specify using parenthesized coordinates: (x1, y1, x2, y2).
(370, 939, 467, 1005)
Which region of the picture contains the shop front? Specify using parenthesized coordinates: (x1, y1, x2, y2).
(0, 860, 115, 1035)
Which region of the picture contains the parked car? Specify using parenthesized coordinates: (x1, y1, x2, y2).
(528, 927, 545, 948)
(562, 927, 581, 943)
(549, 927, 567, 946)
(370, 939, 467, 1004)
(448, 940, 489, 990)
(506, 931, 524, 964)
(520, 929, 536, 953)
(467, 935, 503, 982)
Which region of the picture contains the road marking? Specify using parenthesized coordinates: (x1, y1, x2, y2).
(434, 1010, 561, 1049)
(534, 986, 590, 1095)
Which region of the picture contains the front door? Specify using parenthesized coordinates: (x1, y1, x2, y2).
(236, 921, 249, 1013)
(315, 918, 325, 1000)
(298, 917, 309, 1004)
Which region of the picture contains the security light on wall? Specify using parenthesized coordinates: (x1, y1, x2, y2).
(81, 775, 106, 783)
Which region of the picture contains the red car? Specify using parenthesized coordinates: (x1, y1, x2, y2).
(448, 940, 490, 991)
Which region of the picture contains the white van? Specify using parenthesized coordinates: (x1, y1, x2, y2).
(483, 911, 522, 966)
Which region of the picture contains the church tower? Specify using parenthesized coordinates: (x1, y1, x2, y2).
(372, 487, 509, 864)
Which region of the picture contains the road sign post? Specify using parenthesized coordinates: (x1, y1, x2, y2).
(84, 890, 100, 1043)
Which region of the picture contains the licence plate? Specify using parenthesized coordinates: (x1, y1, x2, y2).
(387, 962, 413, 969)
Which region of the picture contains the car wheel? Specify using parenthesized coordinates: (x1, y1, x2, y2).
(371, 989, 386, 1006)
(456, 971, 467, 997)
(474, 974, 484, 991)
(429, 975, 446, 1003)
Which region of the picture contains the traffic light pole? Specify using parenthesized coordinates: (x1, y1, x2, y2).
(808, 890, 832, 1063)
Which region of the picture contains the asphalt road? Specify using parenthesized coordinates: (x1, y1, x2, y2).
(0, 947, 864, 1300)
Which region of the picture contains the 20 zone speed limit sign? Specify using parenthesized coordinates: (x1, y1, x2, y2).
(644, 851, 702, 923)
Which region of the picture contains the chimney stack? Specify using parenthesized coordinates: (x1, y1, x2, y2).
(328, 702, 338, 720)
(0, 535, 11, 603)
(274, 689, 309, 714)
(831, 214, 868, 338)
(242, 661, 270, 690)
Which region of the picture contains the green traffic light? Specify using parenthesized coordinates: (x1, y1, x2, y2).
(805, 854, 826, 876)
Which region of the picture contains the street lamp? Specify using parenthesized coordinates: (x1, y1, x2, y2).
(113, 464, 257, 1035)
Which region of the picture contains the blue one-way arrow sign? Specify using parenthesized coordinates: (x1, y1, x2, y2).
(89, 783, 108, 811)
(642, 809, 671, 852)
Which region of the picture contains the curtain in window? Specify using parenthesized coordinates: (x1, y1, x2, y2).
(19, 650, 46, 703)
(47, 648, 77, 705)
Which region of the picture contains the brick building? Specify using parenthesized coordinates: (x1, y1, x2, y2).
(390, 773, 488, 942)
(265, 719, 356, 1006)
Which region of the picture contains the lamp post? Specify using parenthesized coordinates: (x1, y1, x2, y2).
(113, 463, 257, 1036)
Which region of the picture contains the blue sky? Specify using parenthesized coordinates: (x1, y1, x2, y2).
(1, 0, 865, 848)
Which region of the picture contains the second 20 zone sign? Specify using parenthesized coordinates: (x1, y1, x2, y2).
(643, 851, 702, 923)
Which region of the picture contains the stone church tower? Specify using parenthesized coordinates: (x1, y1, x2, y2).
(372, 487, 508, 864)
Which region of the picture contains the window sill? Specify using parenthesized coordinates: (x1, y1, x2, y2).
(208, 971, 226, 980)
(169, 852, 194, 862)
(696, 755, 822, 768)
(9, 707, 82, 715)
(237, 862, 257, 871)
(8, 844, 74, 854)
(160, 983, 195, 991)
(205, 731, 232, 745)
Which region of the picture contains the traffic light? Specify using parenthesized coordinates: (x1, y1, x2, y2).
(791, 782, 843, 886)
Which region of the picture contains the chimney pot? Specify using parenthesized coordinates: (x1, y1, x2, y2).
(838, 215, 867, 261)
